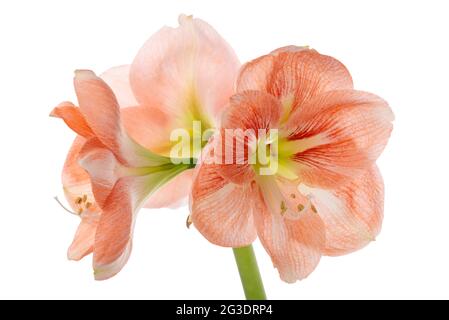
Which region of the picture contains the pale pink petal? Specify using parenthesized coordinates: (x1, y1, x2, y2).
(130, 14, 240, 125)
(237, 49, 353, 117)
(253, 178, 325, 283)
(50, 102, 94, 138)
(100, 65, 138, 107)
(299, 166, 384, 256)
(190, 162, 257, 247)
(144, 169, 193, 209)
(284, 90, 394, 188)
(67, 213, 100, 261)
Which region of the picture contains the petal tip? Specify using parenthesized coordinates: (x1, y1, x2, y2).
(74, 69, 97, 80)
(178, 14, 193, 25)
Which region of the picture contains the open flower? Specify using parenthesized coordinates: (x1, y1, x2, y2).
(52, 70, 193, 279)
(52, 15, 240, 279)
(190, 47, 394, 282)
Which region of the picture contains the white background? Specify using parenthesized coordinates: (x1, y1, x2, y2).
(0, 0, 448, 299)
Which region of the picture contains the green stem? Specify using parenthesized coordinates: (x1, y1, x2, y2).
(232, 245, 266, 300)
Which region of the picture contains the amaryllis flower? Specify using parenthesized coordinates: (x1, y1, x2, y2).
(52, 15, 240, 279)
(190, 47, 394, 283)
(52, 70, 193, 279)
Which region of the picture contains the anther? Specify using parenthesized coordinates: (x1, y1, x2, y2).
(290, 193, 296, 199)
(85, 202, 92, 209)
(311, 204, 318, 213)
(297, 203, 304, 212)
(82, 195, 87, 203)
(186, 215, 193, 229)
(75, 197, 82, 204)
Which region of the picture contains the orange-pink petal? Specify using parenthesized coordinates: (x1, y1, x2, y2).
(284, 90, 394, 188)
(253, 182, 325, 283)
(50, 102, 94, 138)
(237, 49, 353, 118)
(217, 91, 282, 184)
(302, 165, 384, 256)
(190, 163, 257, 247)
(93, 178, 133, 280)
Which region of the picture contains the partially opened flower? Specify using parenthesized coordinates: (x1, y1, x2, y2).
(190, 47, 394, 283)
(52, 70, 193, 279)
(52, 15, 240, 279)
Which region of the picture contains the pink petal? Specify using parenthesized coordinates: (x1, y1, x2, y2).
(253, 178, 325, 282)
(190, 162, 257, 247)
(67, 213, 100, 261)
(284, 90, 394, 188)
(217, 91, 282, 184)
(144, 169, 193, 209)
(74, 70, 168, 168)
(100, 65, 138, 108)
(78, 137, 120, 208)
(93, 178, 133, 280)
(50, 102, 94, 138)
(237, 49, 353, 117)
(121, 106, 173, 156)
(301, 165, 384, 256)
(130, 14, 240, 124)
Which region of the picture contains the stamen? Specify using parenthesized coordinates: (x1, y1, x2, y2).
(311, 204, 318, 213)
(75, 197, 82, 204)
(82, 195, 87, 203)
(77, 208, 83, 215)
(85, 202, 92, 209)
(54, 196, 78, 216)
(297, 203, 304, 212)
(186, 215, 193, 229)
(290, 193, 296, 199)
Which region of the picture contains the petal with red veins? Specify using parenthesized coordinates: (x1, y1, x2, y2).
(299, 165, 384, 256)
(217, 91, 282, 184)
(190, 162, 257, 247)
(237, 49, 353, 117)
(253, 178, 325, 283)
(283, 90, 394, 188)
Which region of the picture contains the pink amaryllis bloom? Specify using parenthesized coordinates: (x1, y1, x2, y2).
(190, 47, 394, 283)
(52, 15, 240, 279)
(52, 70, 193, 280)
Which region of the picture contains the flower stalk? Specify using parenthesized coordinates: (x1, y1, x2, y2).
(232, 244, 266, 300)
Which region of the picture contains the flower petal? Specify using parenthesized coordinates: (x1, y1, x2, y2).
(299, 166, 384, 256)
(74, 70, 170, 168)
(237, 49, 353, 117)
(67, 213, 100, 261)
(144, 169, 193, 209)
(284, 90, 394, 188)
(78, 137, 120, 207)
(93, 165, 190, 280)
(93, 178, 133, 280)
(253, 178, 325, 282)
(121, 106, 173, 156)
(130, 14, 240, 124)
(50, 102, 94, 138)
(100, 65, 138, 107)
(217, 91, 282, 183)
(190, 162, 257, 247)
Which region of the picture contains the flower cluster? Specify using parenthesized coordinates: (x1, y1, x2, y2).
(52, 15, 393, 283)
